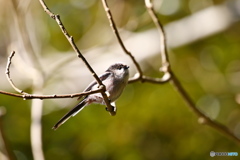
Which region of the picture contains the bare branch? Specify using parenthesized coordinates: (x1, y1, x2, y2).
(0, 90, 24, 98)
(38, 0, 116, 115)
(38, 0, 55, 18)
(128, 73, 171, 84)
(145, 0, 169, 72)
(2, 51, 108, 100)
(1, 0, 238, 144)
(101, 0, 143, 79)
(170, 73, 240, 143)
(0, 86, 105, 100)
(5, 51, 27, 94)
(101, 0, 171, 85)
(145, 0, 240, 144)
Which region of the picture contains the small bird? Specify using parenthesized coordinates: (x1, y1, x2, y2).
(52, 63, 129, 130)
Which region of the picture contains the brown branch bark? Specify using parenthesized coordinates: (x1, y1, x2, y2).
(0, 0, 238, 145)
(5, 51, 27, 94)
(101, 0, 143, 79)
(38, 0, 116, 116)
(144, 0, 240, 144)
(101, 0, 171, 84)
(1, 51, 105, 100)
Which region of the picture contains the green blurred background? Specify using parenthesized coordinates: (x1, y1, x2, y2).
(0, 0, 240, 159)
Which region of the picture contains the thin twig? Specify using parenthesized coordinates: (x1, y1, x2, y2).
(0, 90, 24, 98)
(145, 0, 169, 68)
(101, 0, 171, 84)
(170, 73, 240, 142)
(39, 0, 116, 115)
(0, 88, 103, 100)
(10, 1, 46, 159)
(101, 0, 143, 80)
(5, 51, 27, 94)
(145, 0, 240, 143)
(2, 51, 107, 99)
(128, 73, 171, 84)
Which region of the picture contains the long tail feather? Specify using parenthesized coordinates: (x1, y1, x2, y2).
(52, 100, 87, 130)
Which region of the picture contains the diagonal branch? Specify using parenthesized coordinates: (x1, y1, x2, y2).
(101, 0, 143, 80)
(170, 73, 240, 143)
(101, 0, 171, 84)
(38, 0, 115, 115)
(145, 0, 240, 144)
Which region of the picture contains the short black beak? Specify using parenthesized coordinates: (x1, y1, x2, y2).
(124, 65, 129, 70)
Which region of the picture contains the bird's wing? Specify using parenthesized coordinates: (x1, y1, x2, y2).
(77, 72, 112, 100)
(84, 72, 112, 92)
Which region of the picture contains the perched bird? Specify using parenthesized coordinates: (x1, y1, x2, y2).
(52, 63, 129, 130)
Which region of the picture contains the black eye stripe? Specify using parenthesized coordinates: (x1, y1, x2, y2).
(118, 65, 123, 69)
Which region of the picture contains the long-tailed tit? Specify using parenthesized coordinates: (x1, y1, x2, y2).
(52, 63, 129, 130)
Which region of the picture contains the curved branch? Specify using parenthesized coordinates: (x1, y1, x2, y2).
(145, 0, 169, 68)
(5, 51, 27, 94)
(145, 0, 240, 144)
(2, 51, 106, 99)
